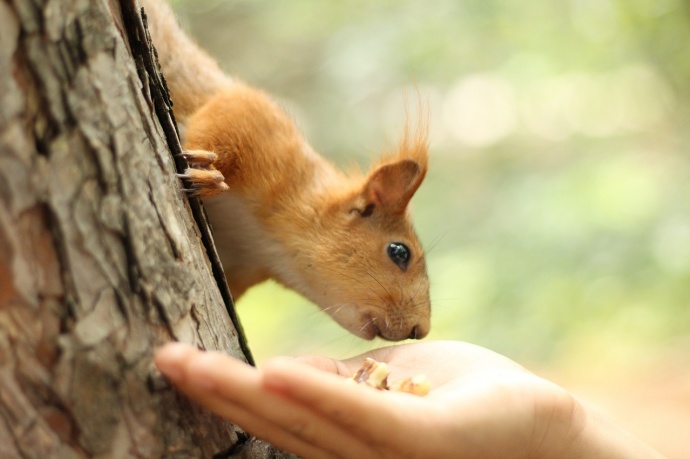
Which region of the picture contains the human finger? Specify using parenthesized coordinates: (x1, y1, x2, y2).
(187, 393, 340, 459)
(155, 343, 374, 459)
(261, 357, 432, 450)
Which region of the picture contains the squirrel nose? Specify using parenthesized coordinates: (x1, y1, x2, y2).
(408, 325, 426, 340)
(374, 320, 429, 341)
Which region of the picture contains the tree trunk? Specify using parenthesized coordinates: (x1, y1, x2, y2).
(0, 0, 291, 457)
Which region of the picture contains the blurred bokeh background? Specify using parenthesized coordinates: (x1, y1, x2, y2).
(170, 0, 689, 454)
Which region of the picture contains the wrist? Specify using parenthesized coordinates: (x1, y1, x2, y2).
(548, 396, 665, 459)
(523, 382, 586, 458)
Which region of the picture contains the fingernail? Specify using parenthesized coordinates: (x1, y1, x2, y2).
(154, 342, 190, 381)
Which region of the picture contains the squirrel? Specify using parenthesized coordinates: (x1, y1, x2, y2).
(140, 0, 431, 341)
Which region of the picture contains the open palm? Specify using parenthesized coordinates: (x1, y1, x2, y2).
(155, 341, 584, 458)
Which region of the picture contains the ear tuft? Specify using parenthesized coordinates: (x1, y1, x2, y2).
(396, 94, 429, 174)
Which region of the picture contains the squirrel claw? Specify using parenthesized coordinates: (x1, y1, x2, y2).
(177, 164, 229, 198)
(175, 148, 228, 197)
(179, 149, 218, 167)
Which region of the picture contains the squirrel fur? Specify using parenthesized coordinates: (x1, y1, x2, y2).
(141, 0, 431, 341)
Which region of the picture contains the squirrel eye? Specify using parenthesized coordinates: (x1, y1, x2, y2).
(387, 242, 410, 271)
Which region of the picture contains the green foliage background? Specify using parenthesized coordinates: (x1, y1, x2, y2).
(172, 0, 690, 367)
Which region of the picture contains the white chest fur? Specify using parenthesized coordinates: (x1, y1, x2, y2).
(202, 193, 274, 293)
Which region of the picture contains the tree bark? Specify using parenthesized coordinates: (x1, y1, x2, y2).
(0, 0, 291, 457)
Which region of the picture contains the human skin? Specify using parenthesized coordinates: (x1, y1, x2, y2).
(154, 341, 665, 459)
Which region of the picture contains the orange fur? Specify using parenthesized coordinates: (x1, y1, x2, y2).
(142, 0, 431, 341)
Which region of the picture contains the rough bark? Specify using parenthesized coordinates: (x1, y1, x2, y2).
(0, 0, 290, 457)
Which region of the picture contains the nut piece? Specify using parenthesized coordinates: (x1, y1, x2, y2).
(351, 358, 430, 396)
(389, 375, 431, 396)
(352, 357, 389, 390)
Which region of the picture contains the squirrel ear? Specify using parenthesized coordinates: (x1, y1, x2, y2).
(362, 159, 424, 215)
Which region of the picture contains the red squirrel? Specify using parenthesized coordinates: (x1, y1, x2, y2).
(141, 0, 431, 341)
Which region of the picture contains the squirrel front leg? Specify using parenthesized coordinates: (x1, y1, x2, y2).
(178, 150, 229, 197)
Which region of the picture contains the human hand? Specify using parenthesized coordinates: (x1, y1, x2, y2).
(154, 341, 663, 459)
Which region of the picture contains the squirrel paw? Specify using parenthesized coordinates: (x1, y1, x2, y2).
(178, 150, 229, 197)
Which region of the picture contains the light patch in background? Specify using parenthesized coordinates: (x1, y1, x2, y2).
(569, 0, 620, 43)
(653, 216, 690, 274)
(523, 64, 672, 141)
(442, 74, 518, 148)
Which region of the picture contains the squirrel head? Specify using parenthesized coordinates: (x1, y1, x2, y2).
(285, 124, 430, 341)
